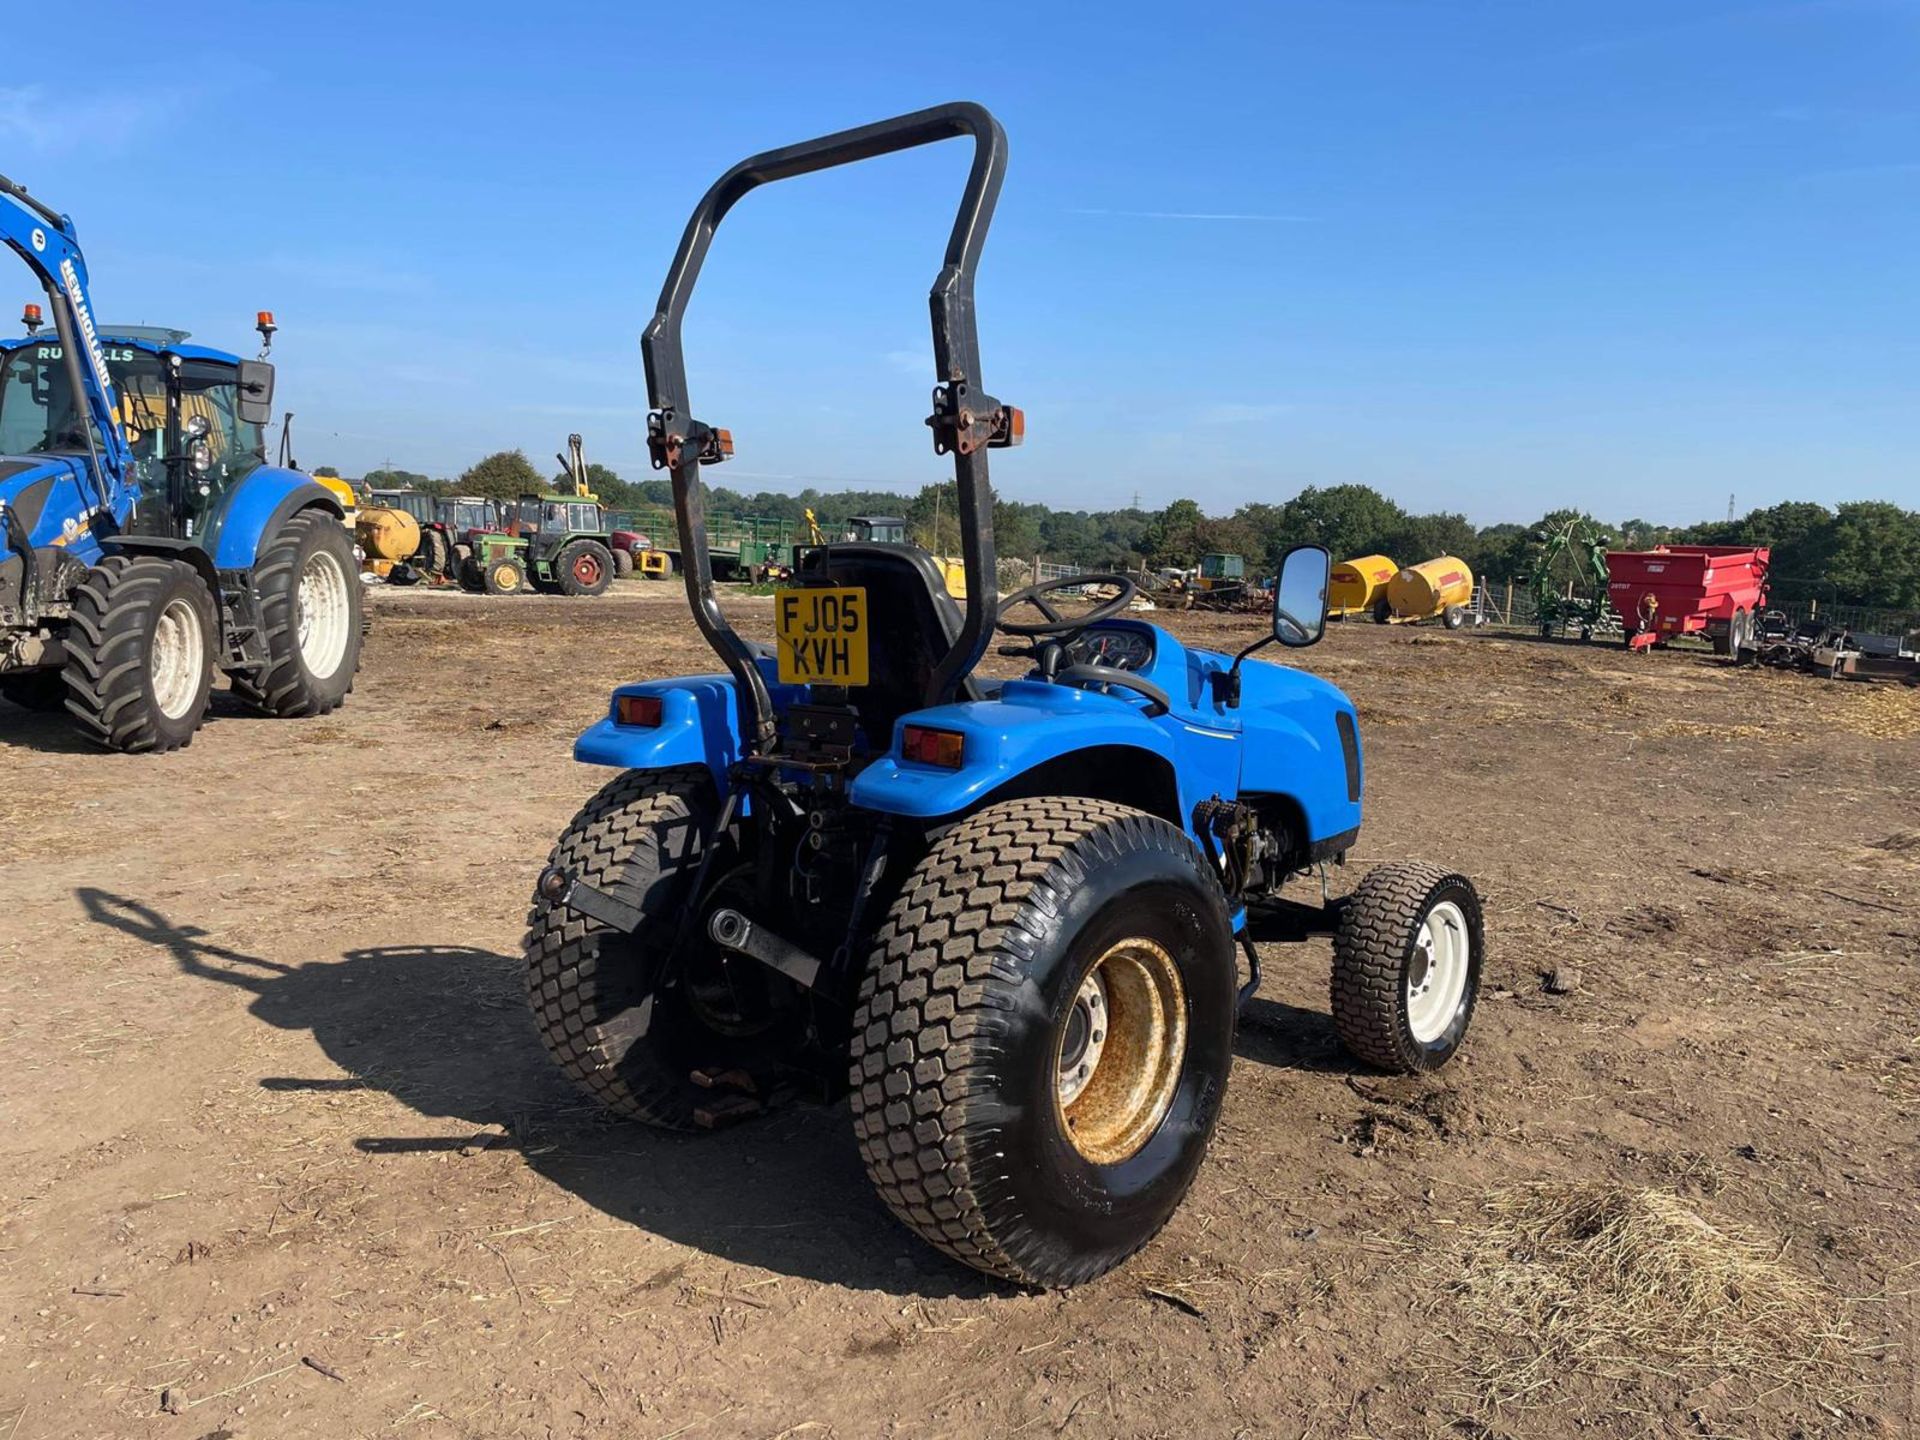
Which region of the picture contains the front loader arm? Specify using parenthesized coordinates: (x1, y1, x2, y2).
(0, 175, 132, 511)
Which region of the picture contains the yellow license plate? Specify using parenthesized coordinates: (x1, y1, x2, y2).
(774, 586, 869, 686)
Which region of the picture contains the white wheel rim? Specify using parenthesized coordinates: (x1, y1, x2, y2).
(1406, 900, 1470, 1043)
(1057, 970, 1110, 1107)
(297, 549, 351, 679)
(150, 596, 205, 720)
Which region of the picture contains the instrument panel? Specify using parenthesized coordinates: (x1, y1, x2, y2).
(1079, 626, 1155, 673)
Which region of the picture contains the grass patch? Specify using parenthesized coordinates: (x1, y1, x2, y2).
(1437, 1182, 1872, 1429)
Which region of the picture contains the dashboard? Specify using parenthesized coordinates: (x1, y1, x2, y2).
(1076, 625, 1156, 673)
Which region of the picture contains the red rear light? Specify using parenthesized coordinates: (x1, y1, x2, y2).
(617, 694, 663, 727)
(902, 725, 965, 768)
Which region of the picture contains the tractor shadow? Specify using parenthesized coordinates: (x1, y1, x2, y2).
(0, 685, 288, 754)
(75, 887, 991, 1300)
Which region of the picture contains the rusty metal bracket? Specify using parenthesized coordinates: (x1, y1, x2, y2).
(926, 382, 1021, 457)
(646, 409, 734, 470)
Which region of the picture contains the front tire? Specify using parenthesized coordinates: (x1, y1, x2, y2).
(1331, 862, 1483, 1073)
(851, 798, 1236, 1288)
(482, 557, 527, 595)
(231, 510, 363, 718)
(63, 555, 216, 753)
(612, 547, 634, 579)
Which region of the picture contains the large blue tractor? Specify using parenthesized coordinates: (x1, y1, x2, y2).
(526, 104, 1485, 1287)
(1, 174, 360, 751)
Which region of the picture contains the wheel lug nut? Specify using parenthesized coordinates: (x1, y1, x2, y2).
(1091, 1030, 1104, 1043)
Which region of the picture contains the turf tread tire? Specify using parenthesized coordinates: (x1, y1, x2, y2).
(850, 796, 1233, 1287)
(523, 767, 717, 1128)
(1331, 861, 1482, 1073)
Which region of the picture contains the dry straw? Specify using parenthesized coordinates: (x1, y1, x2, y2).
(1438, 1182, 1872, 1422)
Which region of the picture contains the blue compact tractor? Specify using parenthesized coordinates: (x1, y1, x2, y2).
(527, 104, 1484, 1287)
(1, 175, 360, 751)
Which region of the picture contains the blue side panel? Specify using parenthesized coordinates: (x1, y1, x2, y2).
(0, 457, 107, 564)
(1233, 660, 1364, 843)
(205, 469, 339, 567)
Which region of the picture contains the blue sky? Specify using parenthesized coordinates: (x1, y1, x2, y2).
(5, 0, 1916, 525)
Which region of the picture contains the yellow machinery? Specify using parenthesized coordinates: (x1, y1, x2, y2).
(355, 506, 421, 579)
(314, 474, 361, 529)
(1383, 556, 1474, 629)
(1329, 554, 1397, 618)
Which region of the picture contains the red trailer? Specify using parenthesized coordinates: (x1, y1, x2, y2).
(1606, 545, 1770, 655)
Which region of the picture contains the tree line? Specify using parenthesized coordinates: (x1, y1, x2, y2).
(330, 452, 1920, 612)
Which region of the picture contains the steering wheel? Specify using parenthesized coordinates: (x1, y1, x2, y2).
(996, 573, 1139, 637)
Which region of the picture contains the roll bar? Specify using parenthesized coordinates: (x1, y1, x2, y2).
(641, 101, 1015, 756)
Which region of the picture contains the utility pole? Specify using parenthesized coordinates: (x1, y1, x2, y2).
(1727, 492, 1736, 523)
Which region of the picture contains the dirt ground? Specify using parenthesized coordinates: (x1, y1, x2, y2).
(2, 582, 1915, 1440)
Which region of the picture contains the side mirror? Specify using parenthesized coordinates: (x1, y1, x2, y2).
(1272, 544, 1330, 648)
(236, 359, 275, 426)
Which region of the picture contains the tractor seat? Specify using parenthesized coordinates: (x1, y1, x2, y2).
(794, 543, 984, 738)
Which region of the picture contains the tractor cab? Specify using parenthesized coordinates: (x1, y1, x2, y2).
(845, 514, 908, 546)
(0, 319, 276, 544)
(432, 495, 498, 546)
(369, 488, 434, 525)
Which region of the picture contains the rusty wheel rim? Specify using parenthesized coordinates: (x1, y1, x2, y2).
(1055, 937, 1187, 1165)
(574, 553, 602, 586)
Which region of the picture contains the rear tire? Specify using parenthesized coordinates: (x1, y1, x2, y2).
(851, 797, 1236, 1287)
(556, 540, 614, 597)
(418, 528, 451, 577)
(62, 555, 215, 753)
(230, 510, 363, 718)
(1332, 862, 1483, 1073)
(525, 768, 801, 1128)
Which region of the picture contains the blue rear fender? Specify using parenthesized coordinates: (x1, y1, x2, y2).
(204, 467, 341, 567)
(847, 678, 1237, 840)
(574, 665, 801, 791)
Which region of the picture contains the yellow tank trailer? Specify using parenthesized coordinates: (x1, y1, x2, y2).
(1382, 556, 1474, 629)
(355, 506, 422, 579)
(1328, 555, 1397, 618)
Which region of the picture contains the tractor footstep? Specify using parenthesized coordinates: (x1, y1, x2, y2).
(689, 1067, 758, 1094)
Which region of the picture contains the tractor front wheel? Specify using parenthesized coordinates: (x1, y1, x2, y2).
(231, 510, 363, 717)
(556, 540, 614, 597)
(851, 798, 1236, 1287)
(524, 768, 804, 1128)
(483, 557, 527, 595)
(612, 546, 634, 579)
(63, 555, 216, 753)
(1331, 862, 1483, 1073)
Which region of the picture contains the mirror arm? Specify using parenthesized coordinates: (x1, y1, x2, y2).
(1210, 633, 1276, 709)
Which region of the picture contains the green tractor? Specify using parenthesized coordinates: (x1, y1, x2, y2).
(461, 492, 618, 597)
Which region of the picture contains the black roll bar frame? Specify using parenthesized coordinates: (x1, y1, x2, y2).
(641, 101, 1014, 756)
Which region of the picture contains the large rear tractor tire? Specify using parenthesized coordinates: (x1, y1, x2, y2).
(1331, 862, 1483, 1073)
(417, 527, 451, 578)
(524, 768, 804, 1128)
(230, 510, 363, 718)
(556, 540, 615, 597)
(851, 797, 1237, 1287)
(63, 555, 216, 753)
